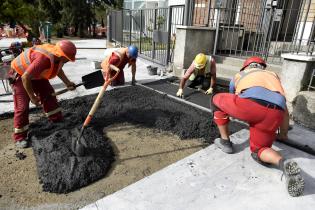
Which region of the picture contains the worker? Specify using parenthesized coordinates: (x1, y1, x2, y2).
(211, 56, 304, 197)
(9, 36, 42, 57)
(176, 53, 217, 98)
(9, 40, 77, 148)
(101, 45, 138, 86)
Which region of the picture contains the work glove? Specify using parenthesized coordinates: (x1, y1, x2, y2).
(205, 87, 213, 95)
(176, 88, 183, 98)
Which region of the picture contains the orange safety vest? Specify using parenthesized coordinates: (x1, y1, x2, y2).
(101, 48, 129, 81)
(11, 44, 63, 79)
(234, 68, 285, 96)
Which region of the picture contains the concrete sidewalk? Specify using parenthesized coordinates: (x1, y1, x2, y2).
(82, 129, 315, 210)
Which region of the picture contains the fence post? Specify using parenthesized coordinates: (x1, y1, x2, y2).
(166, 7, 173, 65)
(107, 13, 112, 42)
(213, 7, 221, 55)
(129, 10, 132, 46)
(152, 8, 157, 60)
(140, 10, 143, 53)
(184, 0, 194, 26)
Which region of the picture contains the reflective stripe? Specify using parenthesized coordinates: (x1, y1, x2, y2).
(23, 49, 31, 65)
(14, 124, 29, 133)
(15, 56, 23, 73)
(214, 116, 229, 119)
(45, 107, 62, 117)
(33, 47, 54, 61)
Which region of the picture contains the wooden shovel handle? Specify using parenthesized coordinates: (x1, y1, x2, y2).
(83, 68, 121, 127)
(52, 83, 84, 96)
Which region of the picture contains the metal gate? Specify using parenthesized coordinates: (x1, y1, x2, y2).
(109, 5, 185, 65)
(192, 0, 315, 64)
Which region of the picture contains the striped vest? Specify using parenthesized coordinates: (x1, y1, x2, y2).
(11, 44, 62, 79)
(234, 68, 285, 96)
(101, 48, 128, 80)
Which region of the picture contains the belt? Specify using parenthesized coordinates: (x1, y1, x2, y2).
(249, 98, 284, 110)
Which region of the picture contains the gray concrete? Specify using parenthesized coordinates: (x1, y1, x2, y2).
(82, 129, 315, 210)
(292, 91, 315, 130)
(280, 53, 315, 109)
(173, 26, 216, 76)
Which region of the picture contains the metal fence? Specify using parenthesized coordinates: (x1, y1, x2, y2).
(110, 5, 185, 65)
(192, 0, 315, 64)
(109, 0, 315, 65)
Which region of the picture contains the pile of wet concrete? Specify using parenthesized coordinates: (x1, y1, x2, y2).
(25, 85, 244, 193)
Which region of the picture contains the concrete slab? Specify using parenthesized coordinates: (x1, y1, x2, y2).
(82, 129, 315, 210)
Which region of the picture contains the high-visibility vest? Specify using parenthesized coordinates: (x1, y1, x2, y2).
(101, 48, 128, 80)
(11, 44, 62, 79)
(234, 68, 285, 96)
(189, 55, 212, 81)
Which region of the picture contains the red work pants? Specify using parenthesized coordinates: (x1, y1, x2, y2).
(213, 93, 284, 157)
(109, 69, 125, 86)
(12, 76, 63, 142)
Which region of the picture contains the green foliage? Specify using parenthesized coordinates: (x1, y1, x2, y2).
(0, 0, 42, 36)
(0, 0, 114, 38)
(147, 15, 166, 32)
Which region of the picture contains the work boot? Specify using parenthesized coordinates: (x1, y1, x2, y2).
(281, 160, 305, 197)
(15, 140, 28, 149)
(214, 138, 233, 154)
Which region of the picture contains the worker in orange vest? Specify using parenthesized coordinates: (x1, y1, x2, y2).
(9, 40, 77, 148)
(101, 45, 138, 86)
(176, 53, 217, 98)
(212, 56, 304, 197)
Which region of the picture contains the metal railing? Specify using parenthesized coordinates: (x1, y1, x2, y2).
(110, 5, 185, 65)
(192, 0, 315, 64)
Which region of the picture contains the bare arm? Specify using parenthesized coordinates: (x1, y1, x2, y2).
(131, 63, 136, 84)
(21, 72, 40, 106)
(57, 69, 74, 88)
(179, 77, 188, 89)
(278, 107, 289, 140)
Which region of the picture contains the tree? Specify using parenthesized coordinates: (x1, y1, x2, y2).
(0, 0, 43, 37)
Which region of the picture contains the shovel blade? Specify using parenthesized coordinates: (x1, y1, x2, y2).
(82, 70, 105, 89)
(71, 128, 88, 156)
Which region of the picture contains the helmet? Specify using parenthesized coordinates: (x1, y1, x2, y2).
(241, 56, 266, 71)
(56, 40, 77, 62)
(127, 45, 138, 59)
(193, 53, 207, 69)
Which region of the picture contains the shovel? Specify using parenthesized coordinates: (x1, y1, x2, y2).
(52, 70, 105, 96)
(71, 65, 120, 156)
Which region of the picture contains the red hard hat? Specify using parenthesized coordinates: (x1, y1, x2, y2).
(241, 56, 266, 71)
(56, 40, 77, 62)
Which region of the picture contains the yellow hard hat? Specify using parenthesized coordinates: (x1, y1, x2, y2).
(193, 53, 207, 69)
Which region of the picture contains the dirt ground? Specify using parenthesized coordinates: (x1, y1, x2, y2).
(0, 114, 207, 210)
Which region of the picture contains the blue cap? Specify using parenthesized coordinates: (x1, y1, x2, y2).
(128, 45, 138, 59)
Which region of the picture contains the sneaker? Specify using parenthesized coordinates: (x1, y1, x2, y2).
(214, 138, 233, 154)
(282, 161, 305, 197)
(15, 140, 28, 148)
